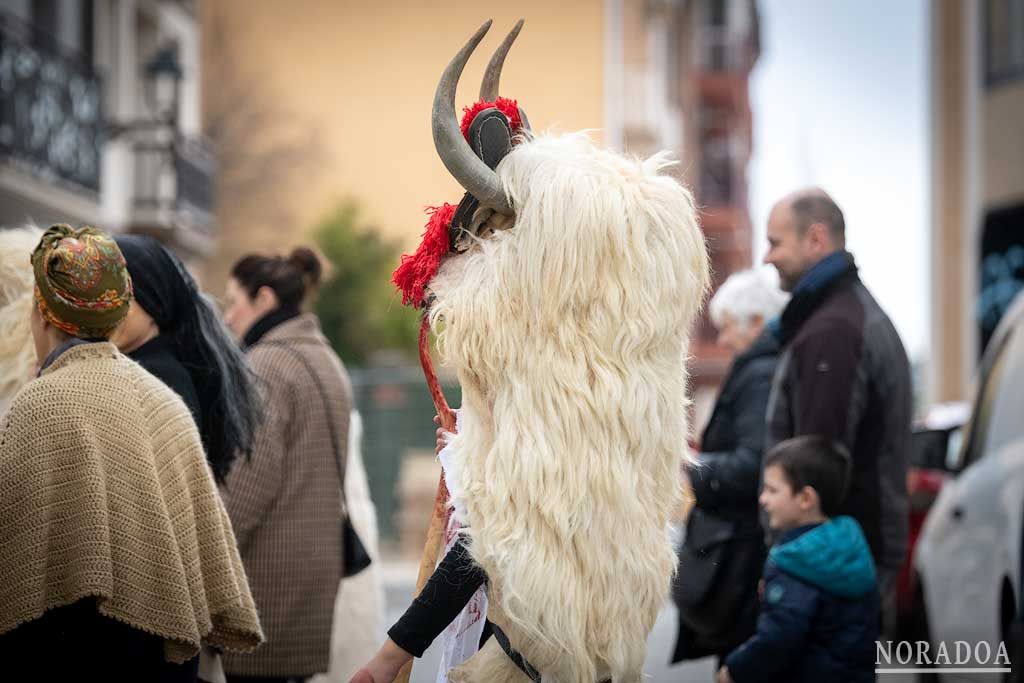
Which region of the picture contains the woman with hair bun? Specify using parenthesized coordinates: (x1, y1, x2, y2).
(221, 247, 354, 683)
(223, 247, 325, 347)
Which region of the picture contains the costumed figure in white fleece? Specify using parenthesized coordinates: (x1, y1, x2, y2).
(355, 19, 709, 683)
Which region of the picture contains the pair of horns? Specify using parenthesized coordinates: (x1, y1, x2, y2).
(432, 19, 524, 217)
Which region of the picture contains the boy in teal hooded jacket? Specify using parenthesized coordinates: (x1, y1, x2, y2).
(719, 435, 879, 683)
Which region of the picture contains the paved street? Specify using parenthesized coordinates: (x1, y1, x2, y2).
(385, 565, 716, 683)
(384, 564, 914, 683)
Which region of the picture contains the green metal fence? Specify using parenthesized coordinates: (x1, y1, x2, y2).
(351, 365, 461, 541)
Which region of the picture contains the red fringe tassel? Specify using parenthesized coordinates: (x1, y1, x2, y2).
(392, 203, 457, 308)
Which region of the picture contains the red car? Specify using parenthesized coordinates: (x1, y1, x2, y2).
(894, 402, 968, 635)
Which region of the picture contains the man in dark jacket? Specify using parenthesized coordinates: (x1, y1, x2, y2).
(763, 188, 911, 597)
(673, 269, 788, 664)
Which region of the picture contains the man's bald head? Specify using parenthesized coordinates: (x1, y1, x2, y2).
(764, 188, 846, 291)
(775, 188, 846, 248)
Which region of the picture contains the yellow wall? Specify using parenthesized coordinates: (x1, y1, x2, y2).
(202, 1, 605, 284)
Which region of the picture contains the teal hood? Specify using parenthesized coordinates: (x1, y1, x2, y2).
(769, 516, 877, 598)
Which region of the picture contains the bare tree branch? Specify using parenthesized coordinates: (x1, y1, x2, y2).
(200, 3, 328, 288)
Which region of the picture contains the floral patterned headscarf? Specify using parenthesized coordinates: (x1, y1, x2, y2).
(31, 224, 132, 339)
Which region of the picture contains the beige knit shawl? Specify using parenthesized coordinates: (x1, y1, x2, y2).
(0, 342, 263, 663)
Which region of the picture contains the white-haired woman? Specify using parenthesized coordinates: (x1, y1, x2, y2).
(671, 268, 789, 666)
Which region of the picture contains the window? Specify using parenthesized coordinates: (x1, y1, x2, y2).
(985, 0, 1024, 86)
(0, 0, 31, 23)
(963, 325, 1024, 467)
(978, 204, 1024, 354)
(698, 105, 735, 206)
(705, 0, 728, 71)
(30, 0, 56, 38)
(0, 0, 95, 66)
(984, 327, 1024, 457)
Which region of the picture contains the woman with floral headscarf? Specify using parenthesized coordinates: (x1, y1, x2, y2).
(0, 225, 263, 681)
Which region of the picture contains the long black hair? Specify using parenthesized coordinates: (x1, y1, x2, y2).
(116, 235, 263, 482)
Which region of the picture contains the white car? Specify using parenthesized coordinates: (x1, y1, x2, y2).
(913, 290, 1024, 682)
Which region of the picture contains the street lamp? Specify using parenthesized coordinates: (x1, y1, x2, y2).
(143, 45, 183, 126)
(106, 44, 183, 137)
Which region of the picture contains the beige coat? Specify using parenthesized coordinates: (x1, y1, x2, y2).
(222, 314, 353, 677)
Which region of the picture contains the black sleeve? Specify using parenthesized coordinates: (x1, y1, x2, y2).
(688, 358, 774, 508)
(387, 536, 487, 657)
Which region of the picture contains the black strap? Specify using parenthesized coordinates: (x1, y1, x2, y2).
(491, 623, 542, 683)
(491, 623, 612, 682)
(257, 340, 346, 507)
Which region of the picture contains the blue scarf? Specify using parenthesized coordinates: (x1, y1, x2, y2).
(791, 250, 854, 299)
(776, 250, 858, 345)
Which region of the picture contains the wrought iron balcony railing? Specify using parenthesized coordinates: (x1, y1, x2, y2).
(0, 10, 103, 194)
(132, 133, 215, 234)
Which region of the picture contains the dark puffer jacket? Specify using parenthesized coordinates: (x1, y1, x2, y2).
(724, 517, 879, 683)
(672, 331, 778, 661)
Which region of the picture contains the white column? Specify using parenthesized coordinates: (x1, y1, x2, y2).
(961, 0, 982, 389)
(98, 0, 139, 232)
(603, 0, 625, 151)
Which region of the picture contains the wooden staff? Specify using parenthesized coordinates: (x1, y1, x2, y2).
(394, 317, 457, 683)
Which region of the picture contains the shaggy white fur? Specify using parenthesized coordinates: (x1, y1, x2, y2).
(0, 226, 42, 417)
(427, 133, 709, 683)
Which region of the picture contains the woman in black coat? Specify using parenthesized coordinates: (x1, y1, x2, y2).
(672, 269, 788, 665)
(111, 235, 263, 484)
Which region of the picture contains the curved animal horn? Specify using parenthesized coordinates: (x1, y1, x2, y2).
(432, 20, 513, 216)
(479, 19, 524, 101)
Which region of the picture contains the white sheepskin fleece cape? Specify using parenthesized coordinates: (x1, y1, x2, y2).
(427, 132, 709, 683)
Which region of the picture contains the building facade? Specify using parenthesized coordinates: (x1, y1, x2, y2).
(929, 0, 1024, 403)
(201, 0, 759, 328)
(0, 0, 213, 259)
(606, 0, 759, 399)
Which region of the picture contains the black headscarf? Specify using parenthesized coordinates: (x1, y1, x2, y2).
(115, 235, 263, 482)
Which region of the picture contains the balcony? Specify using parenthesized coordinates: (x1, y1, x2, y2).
(130, 133, 216, 254)
(621, 66, 683, 156)
(694, 19, 758, 75)
(696, 101, 752, 209)
(0, 10, 103, 195)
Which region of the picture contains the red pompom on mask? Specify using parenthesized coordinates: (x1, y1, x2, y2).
(460, 97, 523, 142)
(392, 203, 457, 308)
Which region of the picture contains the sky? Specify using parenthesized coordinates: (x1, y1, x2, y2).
(748, 0, 930, 359)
